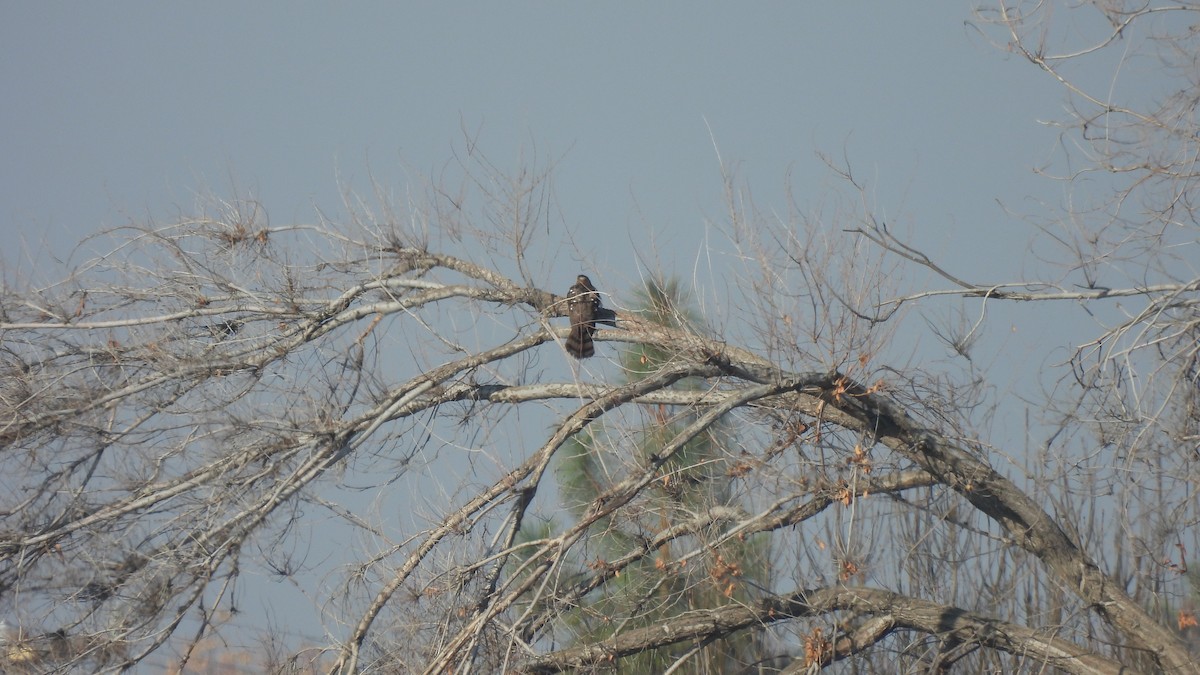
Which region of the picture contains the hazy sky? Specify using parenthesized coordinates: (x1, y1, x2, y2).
(0, 1, 1139, 662)
(1, 4, 1068, 281)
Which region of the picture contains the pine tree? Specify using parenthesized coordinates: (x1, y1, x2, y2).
(539, 277, 776, 673)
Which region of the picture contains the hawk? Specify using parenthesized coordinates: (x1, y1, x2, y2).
(565, 274, 600, 358)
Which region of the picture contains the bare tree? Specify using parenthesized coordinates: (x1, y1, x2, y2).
(2, 2, 1199, 673)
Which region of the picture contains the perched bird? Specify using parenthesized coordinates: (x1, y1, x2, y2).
(565, 274, 601, 358)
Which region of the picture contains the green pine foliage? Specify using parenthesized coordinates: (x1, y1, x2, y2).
(527, 276, 775, 673)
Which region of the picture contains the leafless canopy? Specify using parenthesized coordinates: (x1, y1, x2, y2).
(2, 2, 1199, 673)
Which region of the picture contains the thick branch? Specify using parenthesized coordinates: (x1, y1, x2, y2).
(516, 586, 1129, 675)
(329, 362, 724, 675)
(822, 374, 1196, 672)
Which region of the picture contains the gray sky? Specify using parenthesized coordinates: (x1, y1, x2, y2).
(2, 4, 1064, 282)
(0, 1, 1139, 664)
